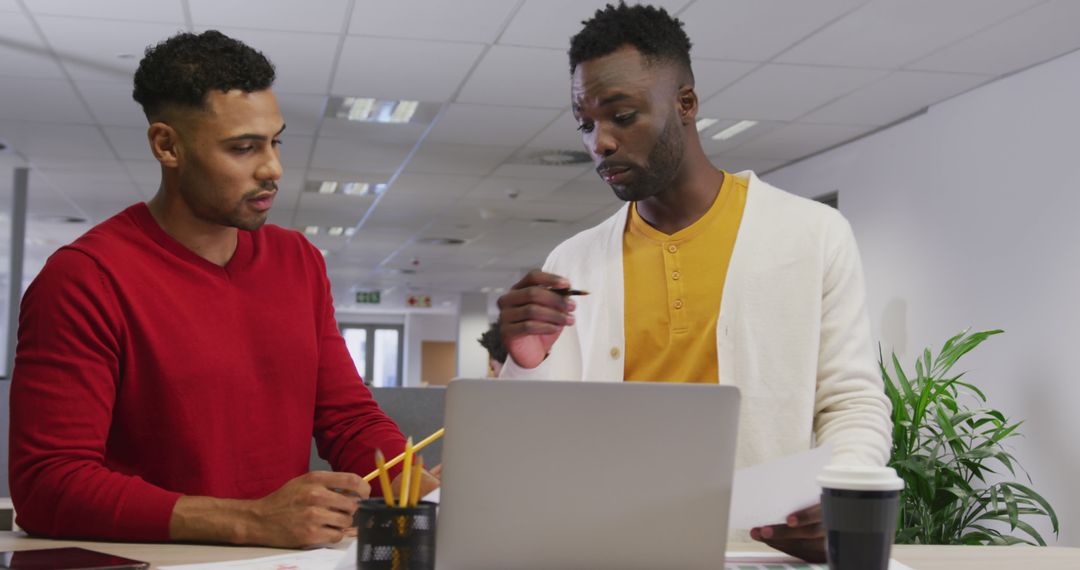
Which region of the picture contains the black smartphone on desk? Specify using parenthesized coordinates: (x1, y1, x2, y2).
(0, 547, 149, 569)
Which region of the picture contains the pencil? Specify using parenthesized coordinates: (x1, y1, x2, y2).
(363, 428, 445, 482)
(548, 287, 589, 296)
(374, 449, 395, 506)
(408, 456, 424, 507)
(398, 437, 414, 507)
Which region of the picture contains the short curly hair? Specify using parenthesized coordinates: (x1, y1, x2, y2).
(132, 30, 275, 120)
(568, 2, 693, 78)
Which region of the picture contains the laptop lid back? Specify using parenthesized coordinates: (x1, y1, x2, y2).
(435, 379, 740, 570)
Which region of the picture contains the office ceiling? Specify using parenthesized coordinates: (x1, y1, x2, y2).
(1, 0, 1078, 307)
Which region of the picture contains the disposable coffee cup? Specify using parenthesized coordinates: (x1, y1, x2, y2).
(817, 465, 904, 570)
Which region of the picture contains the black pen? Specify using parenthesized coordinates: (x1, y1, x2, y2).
(549, 287, 590, 296)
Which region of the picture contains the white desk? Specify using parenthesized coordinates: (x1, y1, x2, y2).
(1, 532, 1078, 568)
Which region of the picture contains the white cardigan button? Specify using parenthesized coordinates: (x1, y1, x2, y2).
(610, 347, 621, 359)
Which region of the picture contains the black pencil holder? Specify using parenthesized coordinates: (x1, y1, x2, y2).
(355, 499, 437, 570)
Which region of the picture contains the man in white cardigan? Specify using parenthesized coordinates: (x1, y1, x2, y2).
(496, 3, 891, 563)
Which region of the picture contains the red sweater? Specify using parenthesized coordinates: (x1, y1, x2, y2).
(10, 204, 406, 541)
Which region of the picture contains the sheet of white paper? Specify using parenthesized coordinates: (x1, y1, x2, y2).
(725, 552, 914, 569)
(333, 541, 357, 570)
(159, 548, 346, 570)
(729, 444, 833, 530)
(422, 487, 440, 503)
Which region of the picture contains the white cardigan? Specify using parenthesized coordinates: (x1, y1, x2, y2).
(502, 172, 892, 469)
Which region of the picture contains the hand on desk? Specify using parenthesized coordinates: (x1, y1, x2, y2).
(497, 270, 577, 368)
(750, 503, 825, 563)
(171, 471, 369, 548)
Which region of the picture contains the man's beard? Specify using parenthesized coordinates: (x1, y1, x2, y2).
(181, 179, 275, 232)
(608, 117, 684, 202)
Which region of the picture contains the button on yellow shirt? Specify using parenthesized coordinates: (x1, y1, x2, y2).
(623, 172, 748, 383)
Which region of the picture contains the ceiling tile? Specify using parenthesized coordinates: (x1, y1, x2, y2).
(305, 168, 392, 186)
(691, 59, 759, 101)
(499, 0, 692, 50)
(776, 0, 1043, 68)
(488, 162, 590, 180)
(712, 156, 789, 175)
(406, 143, 514, 176)
(333, 37, 485, 101)
(365, 192, 449, 224)
(39, 174, 138, 201)
(802, 71, 991, 126)
(319, 117, 428, 144)
(908, 1, 1080, 76)
(453, 197, 598, 223)
(34, 158, 127, 178)
(0, 77, 94, 123)
(680, 0, 866, 62)
(466, 176, 564, 201)
(546, 179, 621, 207)
(292, 206, 372, 228)
(699, 119, 785, 155)
(279, 135, 314, 168)
(387, 173, 481, 199)
(349, 0, 518, 43)
(427, 103, 559, 146)
(36, 16, 183, 81)
(212, 28, 340, 95)
(189, 0, 350, 33)
(74, 199, 142, 224)
(103, 126, 149, 160)
(456, 45, 567, 108)
(266, 207, 296, 228)
(310, 136, 412, 173)
(0, 11, 66, 79)
(297, 192, 376, 217)
(276, 169, 305, 204)
(123, 160, 160, 188)
(700, 64, 887, 121)
(78, 80, 147, 127)
(523, 109, 581, 150)
(276, 93, 329, 136)
(1, 120, 114, 160)
(726, 123, 871, 161)
(24, 0, 185, 23)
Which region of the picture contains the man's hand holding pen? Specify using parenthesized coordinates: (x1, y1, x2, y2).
(496, 270, 586, 369)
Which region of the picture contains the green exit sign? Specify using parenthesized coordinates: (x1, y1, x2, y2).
(356, 290, 381, 304)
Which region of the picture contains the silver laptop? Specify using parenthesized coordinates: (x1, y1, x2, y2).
(435, 379, 740, 570)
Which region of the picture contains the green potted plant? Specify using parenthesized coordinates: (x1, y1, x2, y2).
(880, 329, 1059, 545)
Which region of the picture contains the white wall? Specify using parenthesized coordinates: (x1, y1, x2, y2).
(457, 292, 491, 379)
(404, 312, 459, 387)
(764, 48, 1080, 546)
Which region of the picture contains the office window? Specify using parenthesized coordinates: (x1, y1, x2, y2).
(341, 324, 404, 387)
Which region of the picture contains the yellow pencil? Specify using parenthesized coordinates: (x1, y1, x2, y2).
(374, 449, 395, 506)
(398, 436, 414, 507)
(408, 456, 424, 507)
(363, 428, 445, 482)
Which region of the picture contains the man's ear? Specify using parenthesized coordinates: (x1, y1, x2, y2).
(677, 85, 698, 126)
(147, 122, 181, 167)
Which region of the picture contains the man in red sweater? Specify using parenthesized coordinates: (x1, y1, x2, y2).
(9, 30, 435, 548)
